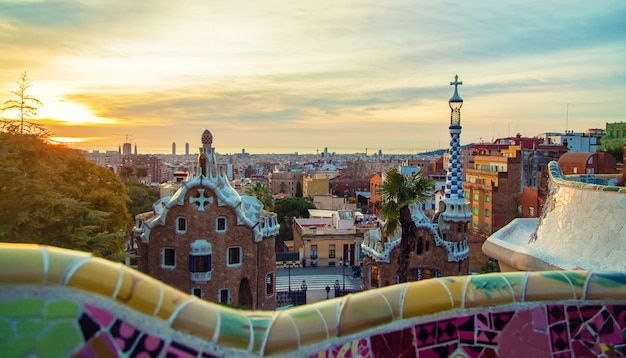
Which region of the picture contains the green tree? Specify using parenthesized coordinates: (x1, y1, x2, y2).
(244, 181, 273, 210)
(378, 168, 435, 283)
(119, 166, 134, 181)
(273, 197, 315, 249)
(135, 166, 149, 180)
(125, 182, 160, 217)
(1, 71, 48, 137)
(295, 182, 303, 197)
(0, 132, 131, 260)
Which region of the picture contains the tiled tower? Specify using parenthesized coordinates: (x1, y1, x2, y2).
(441, 75, 472, 222)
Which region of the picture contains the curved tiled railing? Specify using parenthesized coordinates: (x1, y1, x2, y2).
(484, 161, 625, 273)
(1, 243, 626, 357)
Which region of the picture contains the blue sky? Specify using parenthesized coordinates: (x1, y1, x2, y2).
(0, 0, 624, 154)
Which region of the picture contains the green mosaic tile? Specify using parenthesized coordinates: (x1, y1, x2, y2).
(35, 321, 83, 358)
(0, 319, 14, 341)
(16, 319, 49, 338)
(0, 298, 42, 318)
(1, 335, 36, 357)
(216, 308, 252, 350)
(43, 300, 79, 320)
(249, 314, 274, 352)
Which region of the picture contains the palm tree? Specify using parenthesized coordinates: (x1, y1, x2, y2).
(244, 181, 273, 210)
(378, 168, 435, 283)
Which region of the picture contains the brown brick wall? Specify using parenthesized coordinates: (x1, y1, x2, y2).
(362, 225, 469, 289)
(138, 186, 276, 310)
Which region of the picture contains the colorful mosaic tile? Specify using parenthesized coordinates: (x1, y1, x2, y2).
(1, 243, 626, 357)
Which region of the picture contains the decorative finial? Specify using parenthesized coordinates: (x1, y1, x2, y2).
(201, 129, 213, 145)
(449, 74, 463, 103)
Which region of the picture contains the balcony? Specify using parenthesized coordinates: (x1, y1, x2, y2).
(190, 271, 211, 283)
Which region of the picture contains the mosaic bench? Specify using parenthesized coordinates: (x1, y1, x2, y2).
(1, 243, 625, 357)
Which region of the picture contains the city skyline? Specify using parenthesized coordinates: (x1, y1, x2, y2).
(1, 1, 624, 154)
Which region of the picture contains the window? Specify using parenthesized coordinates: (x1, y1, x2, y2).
(192, 288, 202, 298)
(219, 289, 230, 304)
(485, 209, 490, 217)
(227, 247, 242, 267)
(529, 207, 535, 217)
(371, 266, 380, 288)
(473, 193, 479, 201)
(189, 240, 212, 283)
(216, 217, 227, 232)
(311, 245, 318, 259)
(266, 273, 274, 296)
(329, 244, 336, 258)
(473, 221, 478, 229)
(485, 194, 490, 202)
(176, 217, 187, 234)
(464, 191, 469, 199)
(190, 255, 211, 272)
(162, 248, 175, 268)
(473, 207, 478, 215)
(485, 223, 490, 231)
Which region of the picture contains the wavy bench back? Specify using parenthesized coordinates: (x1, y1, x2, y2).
(1, 243, 625, 357)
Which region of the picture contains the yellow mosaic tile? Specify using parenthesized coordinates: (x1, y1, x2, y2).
(64, 257, 120, 298)
(307, 298, 341, 338)
(45, 246, 91, 285)
(281, 305, 329, 348)
(337, 290, 393, 337)
(0, 243, 43, 285)
(402, 279, 455, 318)
(263, 311, 301, 355)
(119, 268, 164, 317)
(155, 282, 192, 321)
(524, 271, 586, 301)
(170, 299, 217, 341)
(369, 283, 405, 320)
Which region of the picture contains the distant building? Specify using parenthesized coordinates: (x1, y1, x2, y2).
(185, 143, 190, 155)
(122, 142, 132, 156)
(293, 209, 364, 268)
(599, 122, 626, 152)
(463, 136, 568, 237)
(312, 194, 356, 211)
(303, 174, 329, 198)
(172, 142, 176, 155)
(558, 152, 618, 175)
(268, 172, 304, 196)
(328, 175, 369, 198)
(368, 172, 382, 211)
(536, 130, 602, 152)
(135, 130, 280, 309)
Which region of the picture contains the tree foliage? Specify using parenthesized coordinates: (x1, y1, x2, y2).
(125, 182, 160, 217)
(244, 181, 273, 210)
(0, 133, 131, 259)
(378, 168, 435, 239)
(1, 71, 49, 137)
(273, 197, 315, 249)
(377, 168, 435, 283)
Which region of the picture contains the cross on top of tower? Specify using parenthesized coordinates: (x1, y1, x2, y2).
(450, 74, 462, 90)
(449, 74, 463, 103)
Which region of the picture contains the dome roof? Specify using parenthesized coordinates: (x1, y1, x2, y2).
(201, 129, 213, 145)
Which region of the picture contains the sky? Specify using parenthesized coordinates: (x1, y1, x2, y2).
(0, 0, 625, 155)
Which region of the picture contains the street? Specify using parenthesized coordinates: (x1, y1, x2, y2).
(276, 266, 362, 292)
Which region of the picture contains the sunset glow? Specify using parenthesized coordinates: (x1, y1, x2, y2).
(0, 1, 624, 154)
